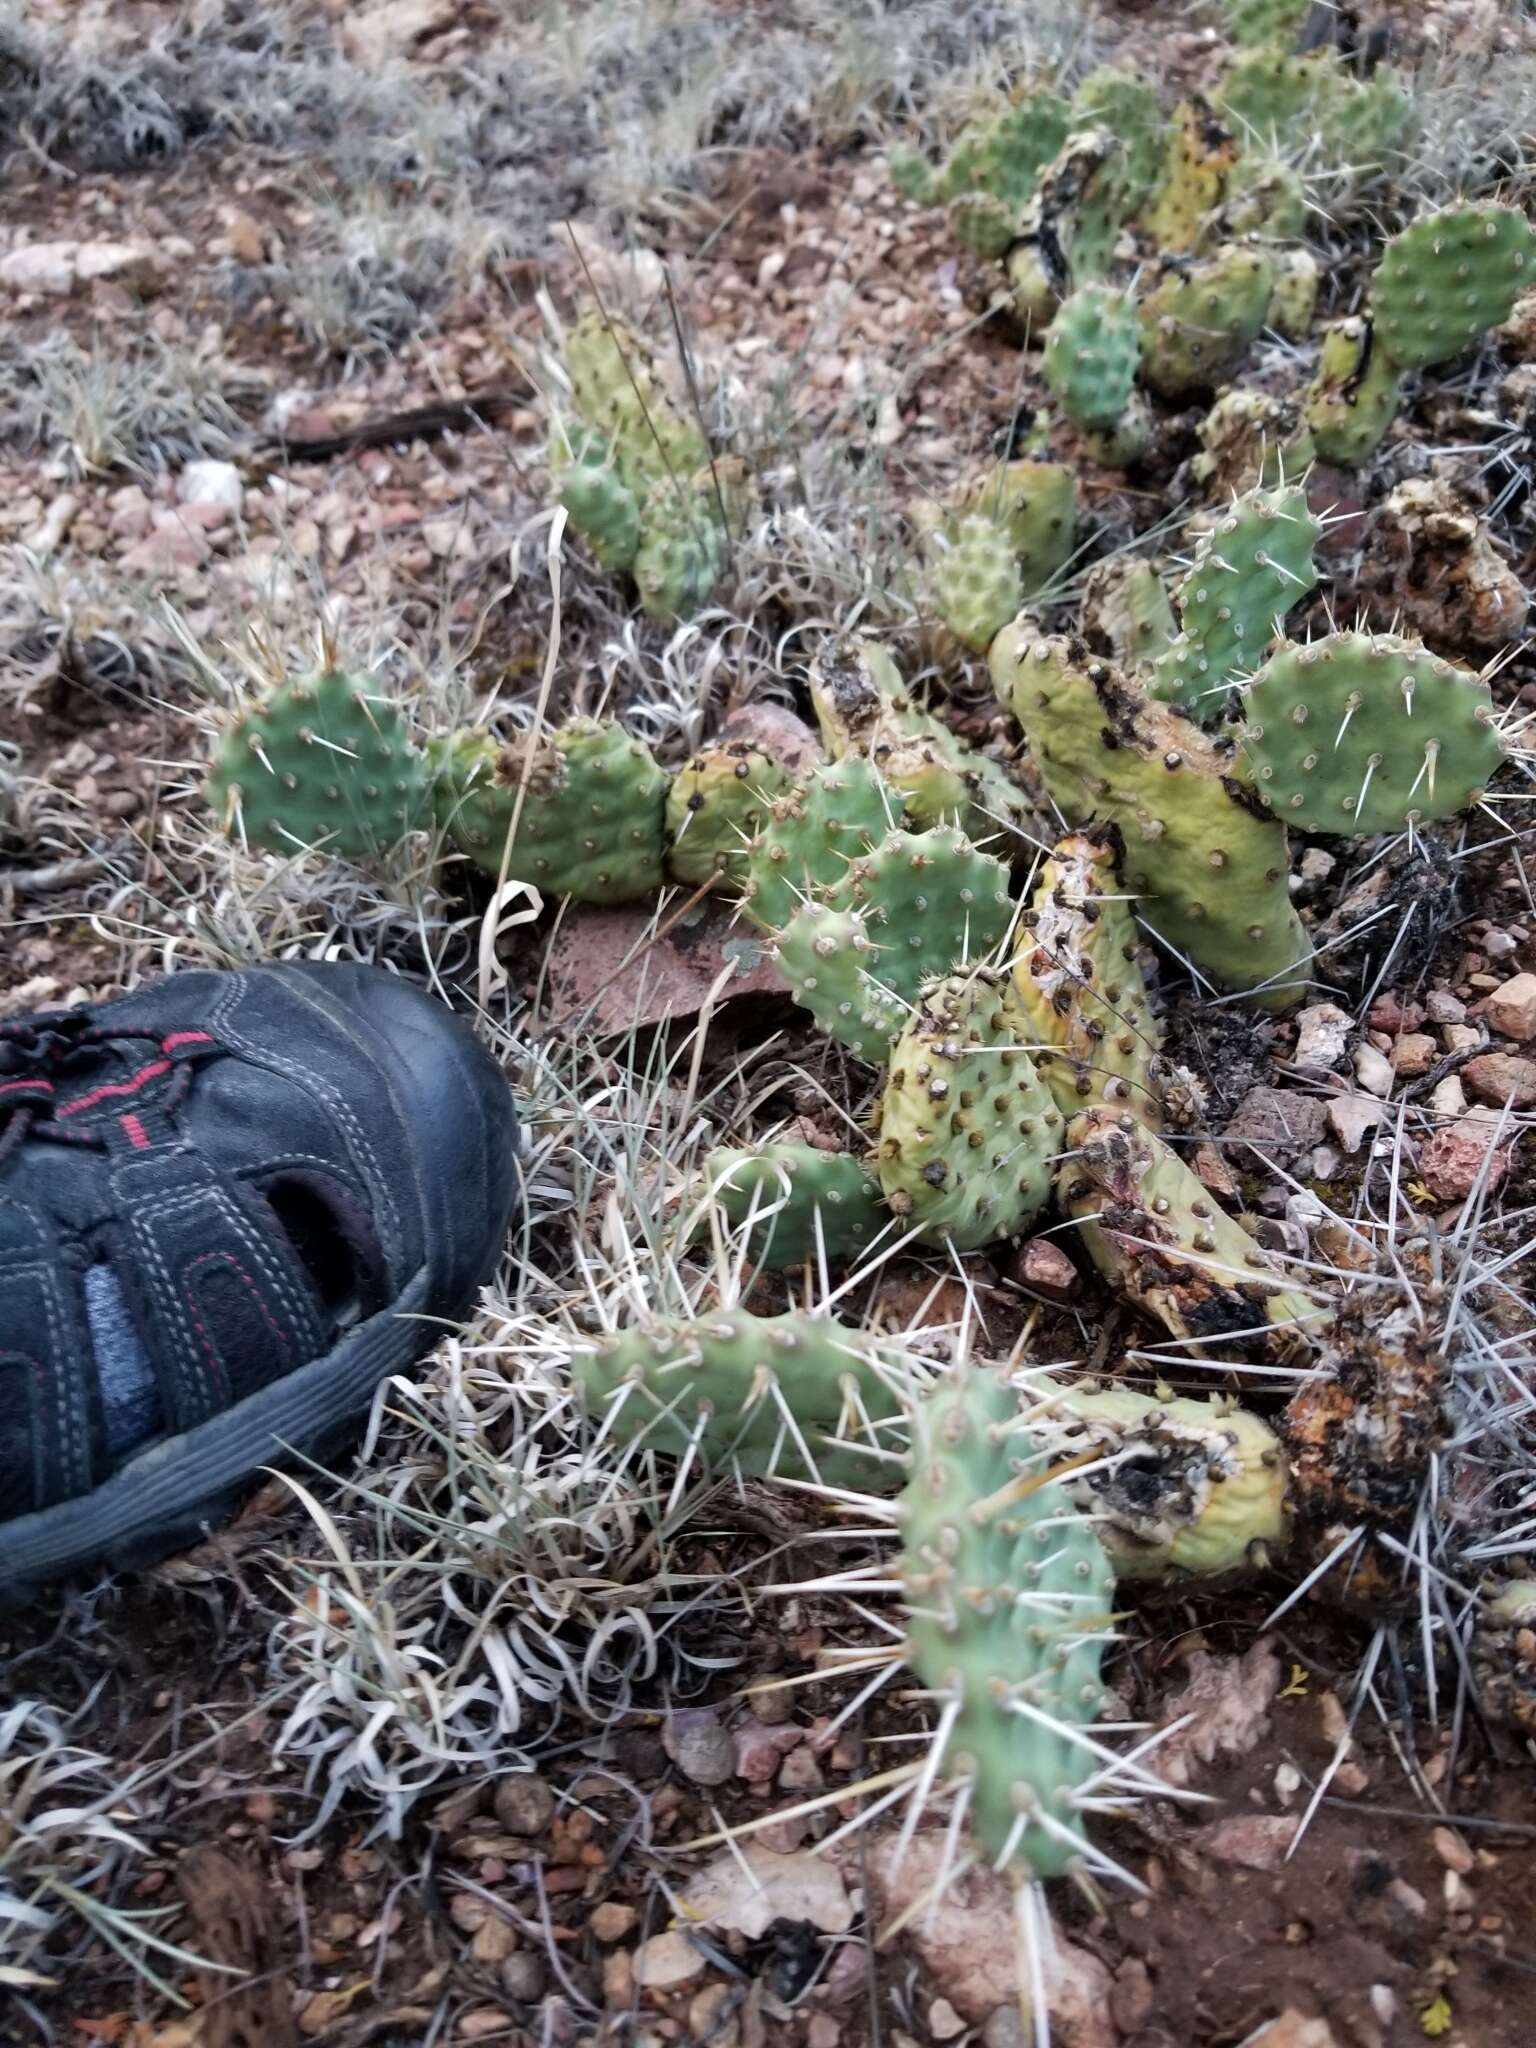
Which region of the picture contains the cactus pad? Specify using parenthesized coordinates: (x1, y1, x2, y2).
(1192, 389, 1314, 497)
(1149, 482, 1322, 715)
(876, 969, 1063, 1249)
(665, 741, 795, 890)
(1044, 284, 1141, 431)
(1371, 203, 1536, 372)
(953, 461, 1078, 595)
(1223, 0, 1310, 47)
(1058, 1107, 1319, 1359)
(1240, 630, 1506, 832)
(1303, 317, 1405, 465)
(576, 1309, 917, 1487)
(1071, 69, 1165, 219)
(1011, 830, 1163, 1124)
(742, 757, 904, 935)
(928, 512, 1024, 653)
(773, 900, 912, 1061)
(563, 310, 708, 492)
(700, 1143, 888, 1269)
(633, 479, 730, 623)
(1139, 244, 1275, 397)
(1037, 1381, 1289, 1577)
(1142, 100, 1236, 252)
(439, 719, 667, 900)
(209, 668, 429, 859)
(899, 1369, 1114, 1879)
(991, 628, 1313, 1008)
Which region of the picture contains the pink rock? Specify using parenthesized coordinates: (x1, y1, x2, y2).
(1202, 1813, 1299, 1871)
(1463, 1052, 1536, 1109)
(1011, 1237, 1080, 1303)
(1419, 1111, 1513, 1203)
(118, 518, 213, 574)
(732, 1715, 805, 1784)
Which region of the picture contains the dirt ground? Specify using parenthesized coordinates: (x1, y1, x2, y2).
(2, 2, 1535, 2045)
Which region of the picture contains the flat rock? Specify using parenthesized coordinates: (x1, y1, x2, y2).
(1389, 1032, 1436, 1077)
(632, 1929, 706, 1990)
(685, 1843, 852, 1939)
(1419, 1110, 1513, 1202)
(717, 699, 822, 774)
(538, 898, 784, 1036)
(1154, 1642, 1283, 1789)
(1351, 1043, 1394, 1097)
(1012, 1237, 1080, 1303)
(1487, 971, 1536, 1041)
(1202, 1813, 1299, 1871)
(731, 1715, 805, 1784)
(179, 459, 245, 515)
(1326, 1092, 1385, 1155)
(1463, 1051, 1536, 1108)
(1222, 1087, 1327, 1167)
(0, 241, 80, 293)
(1237, 2015, 1340, 2048)
(661, 1708, 734, 1787)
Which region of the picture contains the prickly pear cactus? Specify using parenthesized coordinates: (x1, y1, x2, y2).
(1240, 630, 1507, 832)
(1370, 202, 1536, 372)
(1081, 559, 1177, 673)
(1036, 1381, 1289, 1577)
(953, 461, 1078, 595)
(563, 310, 709, 492)
(1057, 1107, 1319, 1360)
(810, 638, 1037, 848)
(550, 421, 643, 572)
(1268, 248, 1320, 339)
(1223, 0, 1310, 47)
(576, 1309, 916, 1487)
(928, 512, 1024, 654)
(742, 758, 904, 935)
(1217, 47, 1332, 140)
(899, 1369, 1114, 1879)
(665, 741, 795, 890)
(1011, 829, 1163, 1124)
(772, 900, 911, 1061)
(1191, 390, 1314, 497)
(1149, 482, 1322, 716)
(1044, 284, 1141, 429)
(990, 627, 1313, 1009)
(1071, 69, 1166, 220)
(438, 719, 668, 900)
(1219, 153, 1307, 241)
(208, 669, 430, 859)
(876, 969, 1064, 1250)
(1006, 239, 1060, 329)
(1139, 244, 1275, 397)
(700, 1143, 888, 1269)
(633, 479, 730, 624)
(1142, 100, 1236, 252)
(1303, 318, 1405, 465)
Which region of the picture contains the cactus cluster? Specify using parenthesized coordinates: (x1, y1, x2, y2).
(552, 312, 746, 621)
(921, 463, 1078, 654)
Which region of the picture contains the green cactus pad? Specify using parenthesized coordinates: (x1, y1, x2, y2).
(550, 420, 643, 572)
(1370, 202, 1536, 372)
(700, 1143, 888, 1269)
(900, 1369, 1114, 1879)
(1058, 1107, 1320, 1358)
(1071, 69, 1166, 219)
(208, 668, 429, 860)
(633, 479, 730, 623)
(1011, 829, 1163, 1124)
(665, 741, 795, 890)
(1223, 0, 1310, 46)
(1035, 1381, 1289, 1577)
(1142, 100, 1235, 252)
(1240, 630, 1506, 832)
(1044, 284, 1141, 431)
(1220, 154, 1307, 241)
(841, 824, 1015, 985)
(876, 969, 1063, 1249)
(1217, 48, 1332, 142)
(1149, 482, 1322, 716)
(990, 628, 1313, 1008)
(955, 461, 1078, 594)
(576, 1309, 917, 1487)
(1139, 243, 1275, 397)
(1303, 317, 1405, 465)
(563, 310, 709, 492)
(928, 512, 1025, 653)
(438, 718, 667, 900)
(742, 757, 904, 935)
(889, 146, 936, 203)
(773, 900, 913, 1061)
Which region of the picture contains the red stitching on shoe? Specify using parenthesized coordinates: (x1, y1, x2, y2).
(119, 1113, 152, 1150)
(162, 1032, 215, 1051)
(58, 1059, 172, 1117)
(0, 1077, 53, 1096)
(182, 1249, 293, 1395)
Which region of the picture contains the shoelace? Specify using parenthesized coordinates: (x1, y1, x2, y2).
(0, 1011, 215, 1167)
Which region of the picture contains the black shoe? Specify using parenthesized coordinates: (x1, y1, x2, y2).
(0, 962, 519, 1600)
